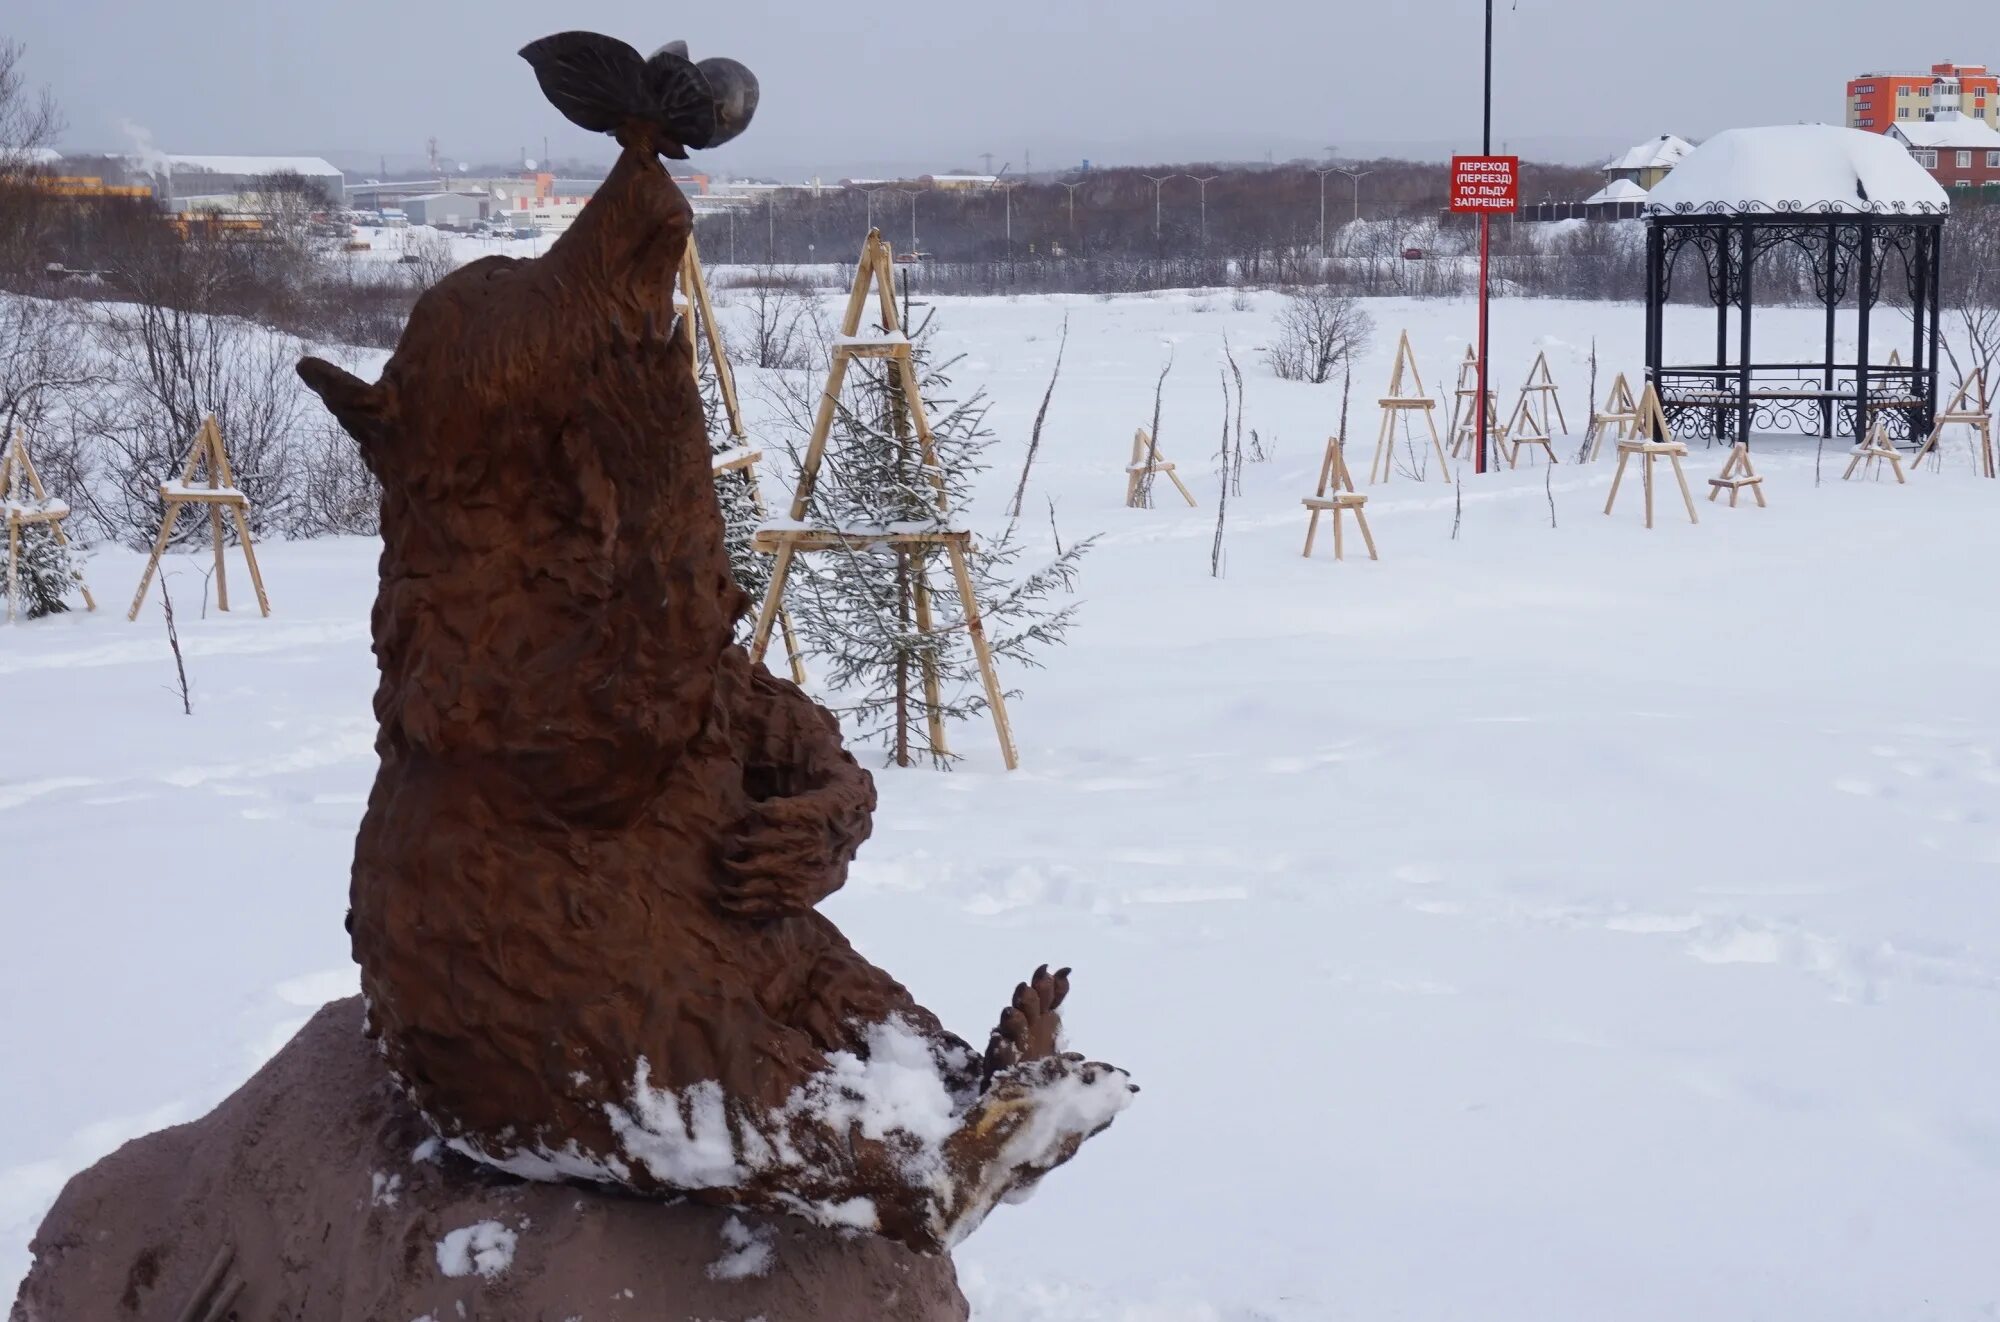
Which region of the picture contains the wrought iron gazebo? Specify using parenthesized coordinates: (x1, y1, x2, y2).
(1643, 125, 1949, 446)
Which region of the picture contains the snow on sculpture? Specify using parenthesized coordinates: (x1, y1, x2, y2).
(293, 30, 1133, 1255)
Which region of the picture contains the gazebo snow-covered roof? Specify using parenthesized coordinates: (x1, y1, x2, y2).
(1645, 124, 1948, 216)
(1642, 125, 1947, 450)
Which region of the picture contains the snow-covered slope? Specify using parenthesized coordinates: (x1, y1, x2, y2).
(4, 291, 1999, 1320)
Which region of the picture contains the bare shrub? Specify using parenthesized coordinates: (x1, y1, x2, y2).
(731, 264, 823, 370)
(97, 300, 309, 546)
(0, 38, 60, 168)
(0, 293, 101, 441)
(287, 420, 380, 537)
(400, 229, 458, 297)
(1266, 285, 1373, 383)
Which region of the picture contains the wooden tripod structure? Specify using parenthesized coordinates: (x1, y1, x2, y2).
(1909, 369, 1996, 479)
(1300, 436, 1377, 561)
(1707, 442, 1766, 508)
(1501, 351, 1565, 468)
(1369, 332, 1450, 484)
(1604, 383, 1699, 528)
(1842, 420, 1908, 484)
(1513, 350, 1570, 433)
(128, 415, 270, 620)
(676, 233, 806, 682)
(1447, 345, 1506, 463)
(3, 428, 95, 622)
(747, 230, 1018, 770)
(1586, 373, 1641, 461)
(1125, 427, 1197, 508)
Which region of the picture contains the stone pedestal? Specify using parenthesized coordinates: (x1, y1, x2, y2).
(10, 998, 967, 1322)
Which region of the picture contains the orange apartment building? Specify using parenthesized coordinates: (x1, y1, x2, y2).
(1847, 62, 2000, 132)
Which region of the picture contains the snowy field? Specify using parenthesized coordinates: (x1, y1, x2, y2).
(6, 288, 2000, 1320)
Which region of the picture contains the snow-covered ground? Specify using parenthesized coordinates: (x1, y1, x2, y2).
(6, 290, 2000, 1320)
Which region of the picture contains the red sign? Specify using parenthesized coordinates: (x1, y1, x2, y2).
(1450, 155, 1519, 213)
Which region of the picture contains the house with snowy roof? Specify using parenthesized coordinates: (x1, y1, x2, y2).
(1581, 135, 1693, 218)
(1888, 109, 2000, 194)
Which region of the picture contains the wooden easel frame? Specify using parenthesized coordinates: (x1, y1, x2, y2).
(3, 428, 96, 622)
(1707, 441, 1766, 508)
(677, 233, 807, 682)
(1125, 428, 1197, 508)
(1447, 344, 1507, 463)
(1909, 369, 1996, 479)
(128, 416, 270, 620)
(1586, 373, 1640, 461)
(1370, 331, 1450, 484)
(747, 230, 1018, 770)
(1502, 389, 1559, 468)
(1842, 420, 1907, 484)
(1300, 436, 1377, 561)
(1604, 383, 1698, 528)
(1513, 350, 1570, 435)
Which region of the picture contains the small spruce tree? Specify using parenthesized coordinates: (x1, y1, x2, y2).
(693, 315, 774, 630)
(3, 453, 83, 619)
(781, 281, 1089, 767)
(11, 523, 80, 618)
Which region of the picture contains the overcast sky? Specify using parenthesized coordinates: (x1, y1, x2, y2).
(11, 0, 1996, 177)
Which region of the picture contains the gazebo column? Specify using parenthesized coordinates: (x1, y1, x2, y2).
(1910, 231, 1926, 384)
(1926, 226, 1943, 432)
(1822, 232, 1840, 438)
(1737, 218, 1754, 447)
(1855, 218, 1874, 439)
(1645, 224, 1665, 397)
(1715, 231, 1730, 380)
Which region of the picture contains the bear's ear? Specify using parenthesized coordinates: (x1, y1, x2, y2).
(298, 357, 395, 461)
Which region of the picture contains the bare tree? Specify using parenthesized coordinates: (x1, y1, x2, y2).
(1132, 349, 1174, 508)
(286, 420, 380, 537)
(1008, 313, 1067, 524)
(400, 229, 458, 297)
(0, 39, 63, 283)
(1935, 210, 2000, 404)
(727, 264, 824, 370)
(1210, 366, 1232, 577)
(242, 171, 333, 252)
(98, 279, 309, 545)
(0, 39, 60, 169)
(1267, 285, 1373, 384)
(0, 294, 102, 441)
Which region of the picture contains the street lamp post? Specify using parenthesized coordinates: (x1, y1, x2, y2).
(862, 185, 889, 234)
(997, 180, 1020, 255)
(1188, 174, 1218, 248)
(1059, 180, 1082, 237)
(1334, 168, 1373, 225)
(1142, 173, 1181, 240)
(896, 187, 922, 252)
(1312, 166, 1339, 254)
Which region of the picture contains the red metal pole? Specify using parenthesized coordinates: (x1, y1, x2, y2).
(1476, 212, 1491, 473)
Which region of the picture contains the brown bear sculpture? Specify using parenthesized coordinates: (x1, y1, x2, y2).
(293, 31, 1133, 1256)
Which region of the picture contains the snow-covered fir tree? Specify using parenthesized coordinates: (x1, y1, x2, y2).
(777, 285, 1090, 767)
(3, 447, 83, 619)
(693, 316, 772, 629)
(9, 523, 80, 619)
